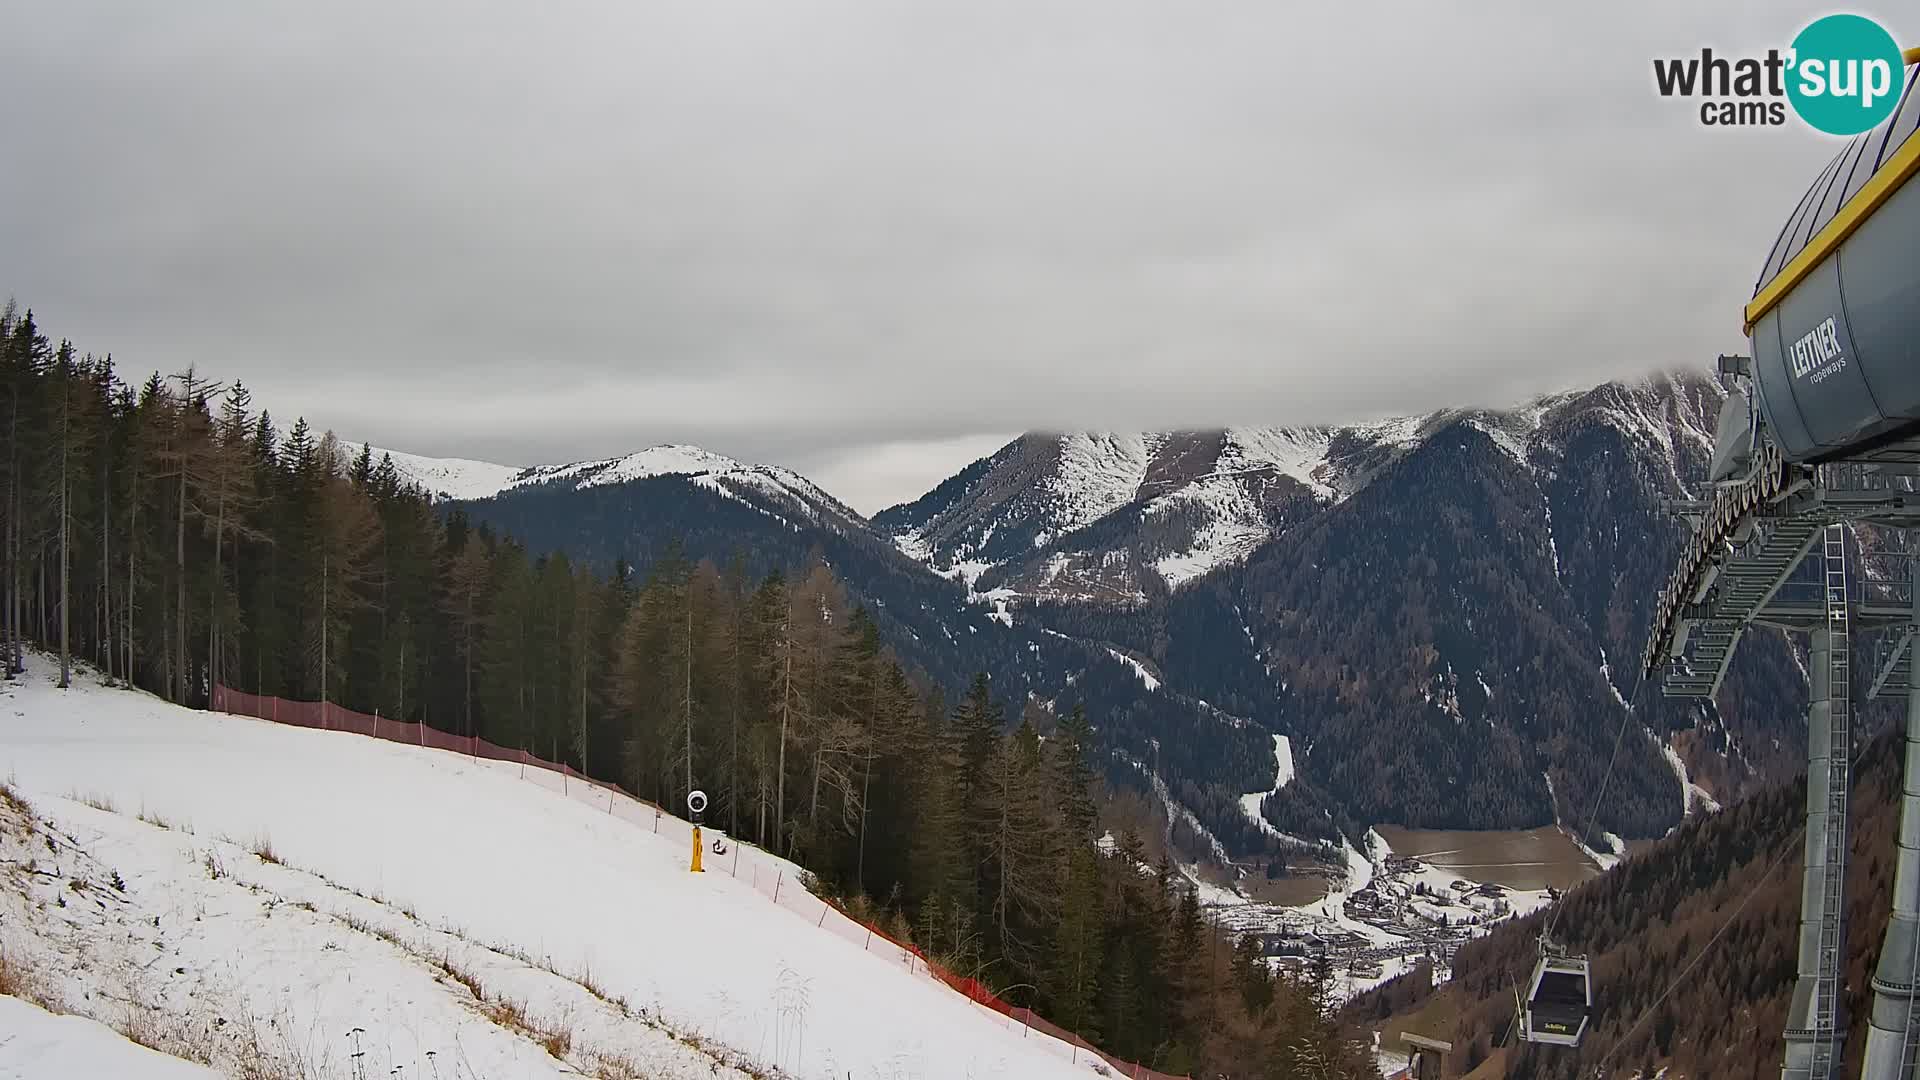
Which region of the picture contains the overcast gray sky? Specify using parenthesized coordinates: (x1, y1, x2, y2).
(1, 2, 1891, 512)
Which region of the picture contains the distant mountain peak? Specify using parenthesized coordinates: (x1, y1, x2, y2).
(367, 442, 861, 523)
(515, 444, 748, 491)
(376, 374, 1721, 601)
(873, 374, 1723, 601)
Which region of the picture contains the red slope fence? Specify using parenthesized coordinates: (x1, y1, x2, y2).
(210, 686, 1190, 1080)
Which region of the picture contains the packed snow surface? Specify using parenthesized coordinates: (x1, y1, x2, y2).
(1106, 648, 1161, 691)
(0, 996, 221, 1079)
(369, 447, 528, 502)
(0, 659, 1111, 1080)
(1656, 733, 1722, 817)
(1237, 735, 1295, 838)
(1567, 829, 1625, 872)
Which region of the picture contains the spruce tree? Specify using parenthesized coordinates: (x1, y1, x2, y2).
(47, 342, 99, 687)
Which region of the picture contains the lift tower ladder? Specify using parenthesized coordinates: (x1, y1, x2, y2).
(1810, 523, 1853, 1080)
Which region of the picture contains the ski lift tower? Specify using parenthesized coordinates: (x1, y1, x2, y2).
(1643, 52, 1920, 1080)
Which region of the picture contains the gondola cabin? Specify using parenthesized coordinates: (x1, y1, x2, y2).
(1518, 946, 1592, 1047)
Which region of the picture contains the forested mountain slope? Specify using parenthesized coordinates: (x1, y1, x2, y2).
(978, 376, 1810, 843)
(1349, 731, 1909, 1079)
(417, 372, 1816, 851)
(441, 443, 1301, 872)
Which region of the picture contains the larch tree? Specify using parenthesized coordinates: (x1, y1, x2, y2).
(306, 434, 382, 711)
(758, 572, 801, 852)
(978, 718, 1059, 982)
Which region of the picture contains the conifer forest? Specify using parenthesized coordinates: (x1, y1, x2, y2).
(0, 303, 1371, 1077)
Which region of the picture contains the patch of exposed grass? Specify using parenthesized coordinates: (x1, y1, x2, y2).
(116, 1000, 319, 1080)
(0, 779, 32, 820)
(442, 954, 487, 1002)
(249, 877, 788, 1079)
(480, 994, 527, 1030)
(250, 833, 281, 866)
(71, 790, 118, 815)
(0, 948, 52, 1006)
(583, 1049, 644, 1079)
(571, 961, 613, 1003)
(538, 1022, 573, 1060)
(334, 910, 408, 950)
(136, 805, 188, 833)
(471, 993, 580, 1065)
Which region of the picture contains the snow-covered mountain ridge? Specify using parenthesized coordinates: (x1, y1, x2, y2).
(872, 375, 1717, 602)
(370, 442, 865, 536)
(368, 374, 1716, 605)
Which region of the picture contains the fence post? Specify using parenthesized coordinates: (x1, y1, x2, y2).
(774, 872, 782, 903)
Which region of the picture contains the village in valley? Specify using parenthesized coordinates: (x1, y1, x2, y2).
(1200, 832, 1577, 1001)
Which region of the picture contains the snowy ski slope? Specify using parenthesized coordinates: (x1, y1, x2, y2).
(0, 658, 1112, 1080)
(0, 997, 221, 1079)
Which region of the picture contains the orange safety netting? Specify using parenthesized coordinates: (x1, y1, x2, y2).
(832, 906, 1190, 1080)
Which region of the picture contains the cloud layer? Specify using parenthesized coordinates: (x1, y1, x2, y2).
(0, 2, 1872, 512)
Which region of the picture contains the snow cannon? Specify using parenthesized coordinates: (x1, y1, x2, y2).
(687, 789, 708, 873)
(1747, 51, 1920, 464)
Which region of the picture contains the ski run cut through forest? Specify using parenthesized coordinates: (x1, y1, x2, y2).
(0, 307, 1382, 1077)
(0, 656, 1187, 1080)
